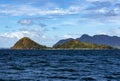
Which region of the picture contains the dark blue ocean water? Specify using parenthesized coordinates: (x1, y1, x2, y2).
(0, 50, 120, 81)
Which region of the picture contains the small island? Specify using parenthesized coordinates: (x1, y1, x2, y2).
(11, 37, 114, 50)
(53, 39, 113, 50)
(11, 37, 47, 49)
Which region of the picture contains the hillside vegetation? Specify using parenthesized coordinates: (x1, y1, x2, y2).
(11, 37, 47, 49)
(53, 40, 113, 49)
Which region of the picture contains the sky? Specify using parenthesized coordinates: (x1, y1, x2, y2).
(0, 0, 120, 48)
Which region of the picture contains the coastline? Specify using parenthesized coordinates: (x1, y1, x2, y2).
(0, 48, 118, 50)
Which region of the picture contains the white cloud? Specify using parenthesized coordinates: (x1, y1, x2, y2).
(0, 4, 82, 16)
(86, 0, 115, 2)
(86, 7, 110, 15)
(97, 8, 108, 14)
(2, 31, 30, 39)
(0, 28, 46, 41)
(0, 28, 56, 48)
(114, 7, 120, 14)
(97, 31, 108, 35)
(63, 35, 72, 39)
(18, 19, 33, 25)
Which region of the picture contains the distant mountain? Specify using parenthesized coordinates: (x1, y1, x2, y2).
(53, 39, 113, 49)
(77, 34, 120, 48)
(11, 37, 47, 49)
(53, 38, 74, 47)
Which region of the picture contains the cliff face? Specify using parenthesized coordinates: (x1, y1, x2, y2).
(11, 37, 47, 49)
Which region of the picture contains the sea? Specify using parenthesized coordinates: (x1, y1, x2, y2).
(0, 50, 120, 81)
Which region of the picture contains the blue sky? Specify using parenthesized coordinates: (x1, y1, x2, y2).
(0, 0, 120, 48)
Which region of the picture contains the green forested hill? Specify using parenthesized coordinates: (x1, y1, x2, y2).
(11, 37, 47, 49)
(53, 39, 113, 49)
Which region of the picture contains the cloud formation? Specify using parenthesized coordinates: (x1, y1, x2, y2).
(18, 17, 48, 27)
(0, 0, 119, 19)
(86, 0, 120, 17)
(0, 28, 46, 39)
(0, 4, 82, 16)
(1, 0, 120, 48)
(18, 19, 33, 25)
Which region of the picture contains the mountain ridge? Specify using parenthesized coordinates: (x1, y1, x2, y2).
(54, 34, 120, 48)
(77, 34, 120, 48)
(11, 34, 120, 49)
(53, 39, 113, 49)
